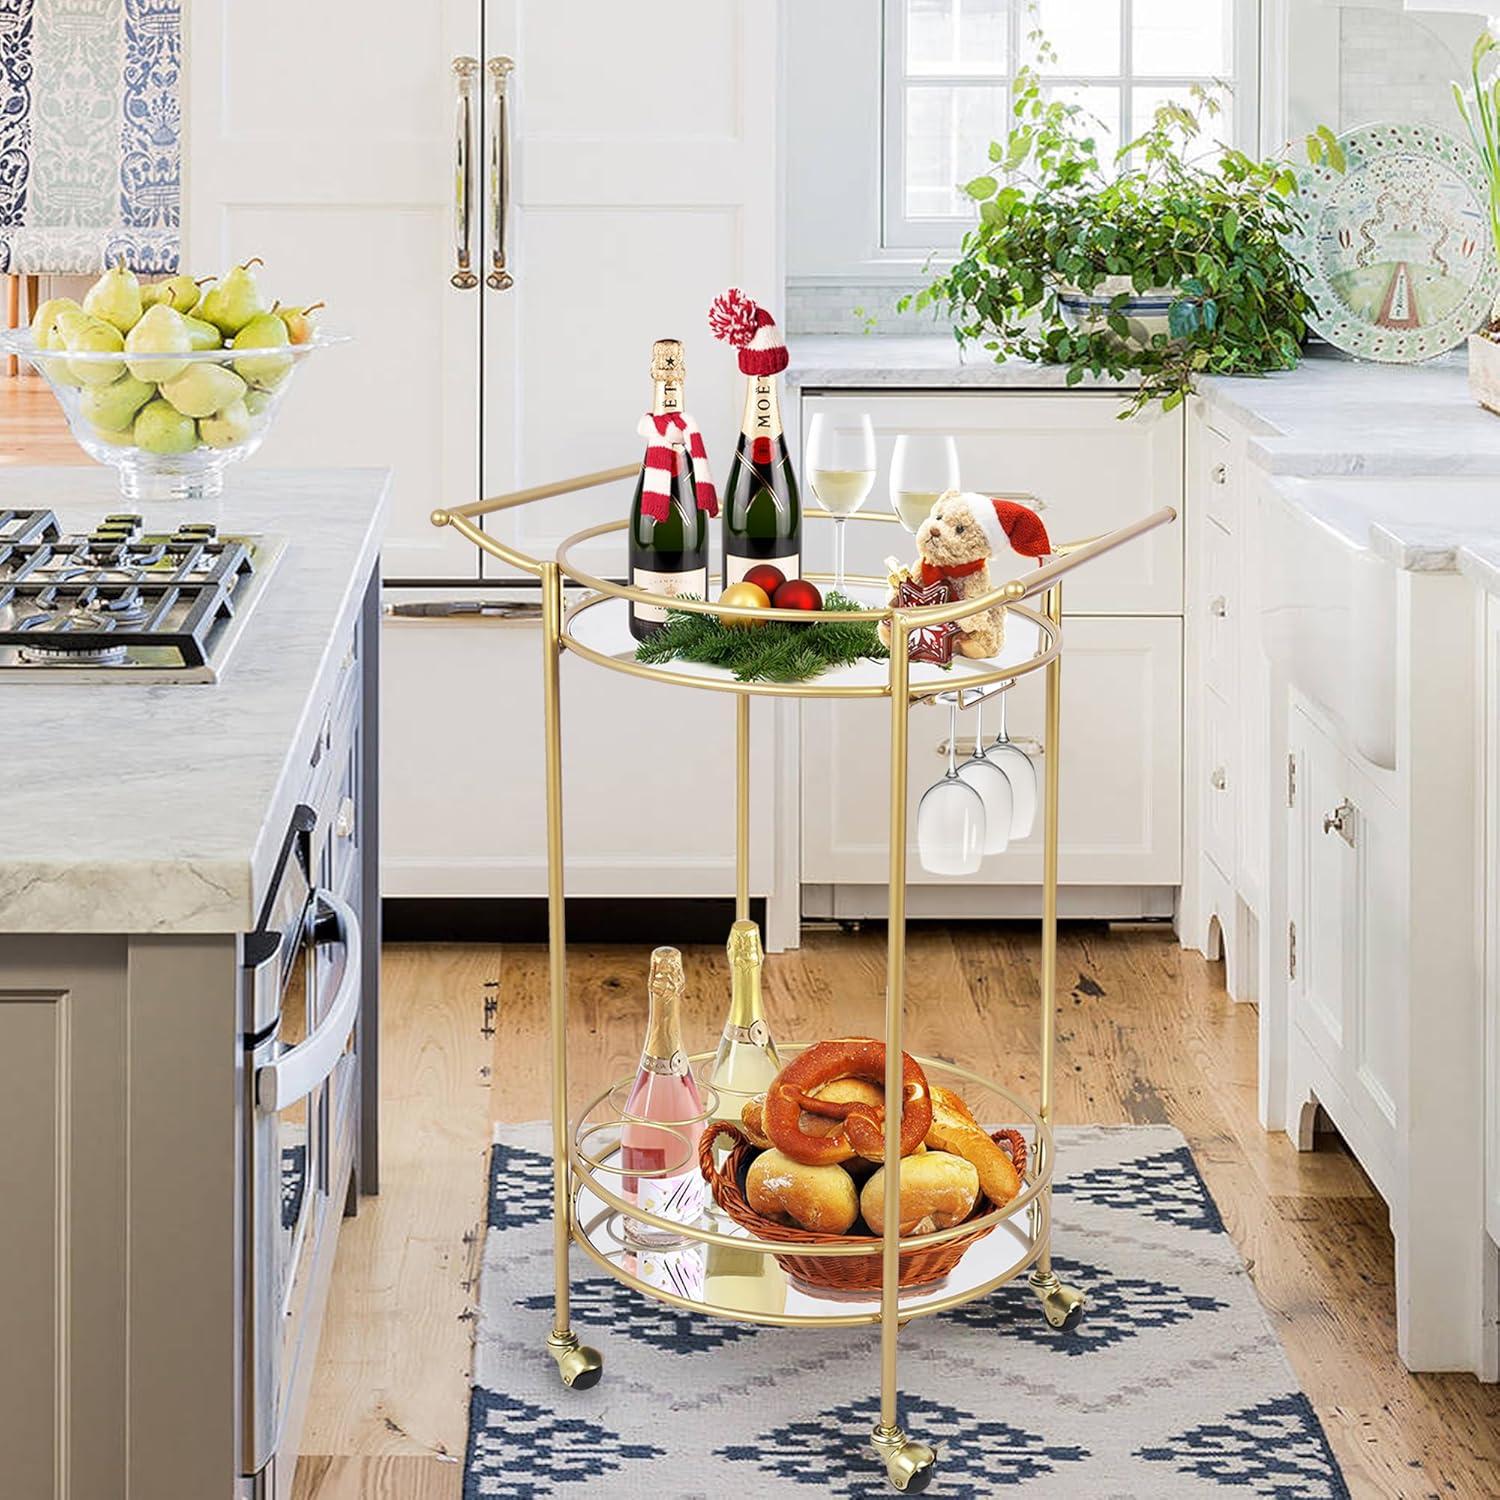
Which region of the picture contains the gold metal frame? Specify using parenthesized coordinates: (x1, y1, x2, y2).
(433, 472, 1176, 1483)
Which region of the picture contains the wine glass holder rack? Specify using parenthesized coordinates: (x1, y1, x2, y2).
(433, 479, 1177, 1493)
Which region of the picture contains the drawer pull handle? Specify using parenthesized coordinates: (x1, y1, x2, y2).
(1210, 595, 1227, 618)
(1322, 799, 1356, 846)
(450, 58, 480, 289)
(335, 796, 356, 840)
(1211, 462, 1228, 485)
(1211, 767, 1227, 791)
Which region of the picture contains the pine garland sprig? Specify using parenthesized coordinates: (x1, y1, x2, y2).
(634, 591, 889, 684)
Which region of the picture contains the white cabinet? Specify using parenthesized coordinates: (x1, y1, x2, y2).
(1480, 593, 1500, 1256)
(381, 603, 776, 898)
(803, 617, 1182, 910)
(186, 1, 783, 908)
(1285, 701, 1404, 1196)
(798, 389, 1184, 918)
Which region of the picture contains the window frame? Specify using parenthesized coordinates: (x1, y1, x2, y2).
(881, 0, 1263, 252)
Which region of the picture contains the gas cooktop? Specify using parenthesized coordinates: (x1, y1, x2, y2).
(0, 508, 285, 682)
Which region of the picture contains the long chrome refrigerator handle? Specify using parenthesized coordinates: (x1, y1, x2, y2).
(451, 57, 480, 289)
(256, 890, 362, 1112)
(487, 56, 515, 291)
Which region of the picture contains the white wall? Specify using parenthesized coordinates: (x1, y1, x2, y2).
(786, 0, 1491, 335)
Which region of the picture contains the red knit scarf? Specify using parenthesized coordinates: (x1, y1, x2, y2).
(637, 412, 718, 523)
(917, 557, 989, 588)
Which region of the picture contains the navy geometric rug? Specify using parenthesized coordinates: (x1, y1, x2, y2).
(466, 1124, 1349, 1498)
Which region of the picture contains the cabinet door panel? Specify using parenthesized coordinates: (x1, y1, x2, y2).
(799, 393, 1184, 615)
(381, 611, 775, 898)
(1203, 517, 1236, 701)
(1203, 687, 1235, 878)
(185, 0, 481, 580)
(1349, 764, 1403, 1134)
(803, 617, 1182, 888)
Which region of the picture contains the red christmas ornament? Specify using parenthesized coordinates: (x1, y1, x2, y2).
(772, 578, 822, 614)
(895, 575, 959, 666)
(743, 563, 787, 597)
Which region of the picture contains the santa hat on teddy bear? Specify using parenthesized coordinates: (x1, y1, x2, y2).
(708, 287, 789, 376)
(968, 493, 1052, 562)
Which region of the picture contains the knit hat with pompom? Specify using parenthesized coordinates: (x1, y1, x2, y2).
(708, 288, 789, 376)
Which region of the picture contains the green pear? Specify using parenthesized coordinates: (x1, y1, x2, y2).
(90, 424, 138, 448)
(29, 296, 80, 346)
(198, 398, 253, 449)
(57, 308, 125, 387)
(199, 258, 266, 337)
(80, 373, 156, 432)
(160, 362, 246, 419)
(232, 309, 293, 389)
(124, 303, 193, 382)
(280, 301, 324, 345)
(81, 256, 143, 332)
(133, 398, 198, 455)
(183, 315, 223, 350)
(243, 388, 274, 417)
(141, 273, 206, 313)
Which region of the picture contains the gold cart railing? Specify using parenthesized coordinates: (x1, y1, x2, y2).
(433, 472, 1177, 1492)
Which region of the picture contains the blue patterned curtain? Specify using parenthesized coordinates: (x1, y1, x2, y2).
(0, 0, 180, 275)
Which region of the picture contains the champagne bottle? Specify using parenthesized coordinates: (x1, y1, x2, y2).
(629, 339, 710, 641)
(707, 919, 781, 1125)
(721, 368, 801, 588)
(621, 946, 708, 1248)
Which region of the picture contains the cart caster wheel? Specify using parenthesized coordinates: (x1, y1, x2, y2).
(545, 1331, 603, 1390)
(872, 1426, 936, 1493)
(1036, 1280, 1086, 1330)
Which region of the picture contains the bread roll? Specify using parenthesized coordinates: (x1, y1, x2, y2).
(745, 1149, 859, 1234)
(859, 1151, 979, 1235)
(741, 1095, 774, 1149)
(925, 1086, 1021, 1207)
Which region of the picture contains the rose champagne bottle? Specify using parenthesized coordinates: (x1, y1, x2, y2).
(707, 919, 781, 1125)
(621, 946, 708, 1248)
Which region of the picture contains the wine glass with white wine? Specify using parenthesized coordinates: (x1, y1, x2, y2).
(890, 433, 961, 536)
(805, 412, 875, 594)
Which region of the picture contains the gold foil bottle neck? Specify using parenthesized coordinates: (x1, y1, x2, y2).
(650, 339, 685, 383)
(647, 946, 685, 1004)
(726, 918, 763, 968)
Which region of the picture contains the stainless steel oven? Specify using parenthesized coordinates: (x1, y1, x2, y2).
(240, 803, 363, 1497)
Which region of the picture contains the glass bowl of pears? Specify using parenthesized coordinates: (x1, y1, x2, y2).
(0, 257, 342, 500)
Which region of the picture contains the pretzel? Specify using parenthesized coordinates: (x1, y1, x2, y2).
(763, 1038, 933, 1166)
(925, 1086, 1024, 1207)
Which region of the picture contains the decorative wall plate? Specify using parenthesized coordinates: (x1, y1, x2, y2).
(1290, 122, 1499, 363)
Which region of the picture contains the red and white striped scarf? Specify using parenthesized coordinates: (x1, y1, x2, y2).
(636, 411, 718, 523)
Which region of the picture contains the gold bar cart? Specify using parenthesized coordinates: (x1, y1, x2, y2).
(433, 485, 1176, 1493)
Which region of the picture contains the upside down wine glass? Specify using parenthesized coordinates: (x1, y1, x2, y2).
(806, 412, 876, 593)
(956, 692, 1014, 855)
(917, 696, 987, 875)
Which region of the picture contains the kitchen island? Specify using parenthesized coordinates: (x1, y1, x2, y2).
(0, 468, 388, 1500)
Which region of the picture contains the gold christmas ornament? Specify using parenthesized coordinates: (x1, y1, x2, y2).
(718, 580, 770, 627)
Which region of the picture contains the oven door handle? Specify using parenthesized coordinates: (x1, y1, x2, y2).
(255, 890, 361, 1113)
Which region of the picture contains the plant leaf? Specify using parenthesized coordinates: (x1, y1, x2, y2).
(965, 175, 998, 200)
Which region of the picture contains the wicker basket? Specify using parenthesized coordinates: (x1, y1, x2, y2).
(697, 1121, 1027, 1293)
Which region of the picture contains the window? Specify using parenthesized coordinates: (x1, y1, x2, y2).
(882, 0, 1260, 250)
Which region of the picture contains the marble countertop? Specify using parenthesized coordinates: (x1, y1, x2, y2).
(0, 468, 390, 934)
(790, 335, 1500, 475)
(1460, 540, 1500, 597)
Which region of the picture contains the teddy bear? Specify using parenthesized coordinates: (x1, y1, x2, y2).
(881, 492, 1052, 659)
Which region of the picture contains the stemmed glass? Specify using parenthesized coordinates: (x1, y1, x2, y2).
(917, 696, 987, 875)
(987, 682, 1039, 839)
(890, 433, 960, 536)
(805, 413, 875, 594)
(956, 692, 1014, 854)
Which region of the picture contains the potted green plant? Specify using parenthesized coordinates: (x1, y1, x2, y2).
(1454, 24, 1500, 414)
(903, 68, 1336, 417)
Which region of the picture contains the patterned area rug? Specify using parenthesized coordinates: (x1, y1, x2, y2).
(466, 1124, 1349, 1499)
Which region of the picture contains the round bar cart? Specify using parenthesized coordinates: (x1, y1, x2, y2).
(433, 484, 1177, 1492)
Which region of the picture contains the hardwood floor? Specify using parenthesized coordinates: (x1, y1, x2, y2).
(296, 926, 1500, 1500)
(0, 373, 85, 465)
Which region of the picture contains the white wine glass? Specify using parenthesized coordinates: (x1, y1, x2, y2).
(890, 433, 960, 536)
(956, 692, 1014, 855)
(917, 696, 987, 876)
(988, 682, 1039, 838)
(806, 412, 875, 594)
